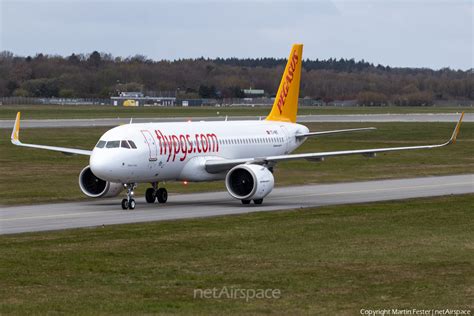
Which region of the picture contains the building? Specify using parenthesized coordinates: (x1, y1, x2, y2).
(242, 88, 265, 97)
(111, 92, 176, 106)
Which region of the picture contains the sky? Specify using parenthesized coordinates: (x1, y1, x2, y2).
(0, 0, 472, 70)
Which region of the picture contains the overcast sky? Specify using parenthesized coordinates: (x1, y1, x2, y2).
(0, 0, 472, 70)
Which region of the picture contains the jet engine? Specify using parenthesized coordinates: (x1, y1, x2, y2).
(79, 166, 123, 198)
(225, 164, 274, 202)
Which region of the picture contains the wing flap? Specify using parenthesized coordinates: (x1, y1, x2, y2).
(205, 158, 265, 173)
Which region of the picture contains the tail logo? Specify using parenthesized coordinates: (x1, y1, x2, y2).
(277, 50, 299, 114)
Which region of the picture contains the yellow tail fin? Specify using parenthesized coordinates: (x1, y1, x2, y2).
(266, 44, 303, 123)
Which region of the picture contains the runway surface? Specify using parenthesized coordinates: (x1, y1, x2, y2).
(0, 113, 471, 129)
(1, 174, 472, 235)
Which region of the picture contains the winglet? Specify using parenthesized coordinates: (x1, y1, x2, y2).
(11, 112, 21, 145)
(449, 112, 464, 144)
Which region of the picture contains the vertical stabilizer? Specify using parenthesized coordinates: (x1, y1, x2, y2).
(266, 44, 303, 123)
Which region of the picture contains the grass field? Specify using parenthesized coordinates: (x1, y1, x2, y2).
(0, 122, 472, 205)
(1, 194, 472, 314)
(0, 104, 472, 120)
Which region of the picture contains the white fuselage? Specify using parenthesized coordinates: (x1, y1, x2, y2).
(90, 120, 309, 184)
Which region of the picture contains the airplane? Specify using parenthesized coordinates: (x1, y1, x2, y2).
(10, 44, 464, 210)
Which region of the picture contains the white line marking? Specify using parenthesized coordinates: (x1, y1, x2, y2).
(271, 181, 473, 200)
(1, 181, 472, 222)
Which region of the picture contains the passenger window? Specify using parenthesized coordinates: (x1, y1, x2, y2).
(121, 140, 130, 149)
(128, 140, 137, 149)
(96, 140, 106, 148)
(106, 140, 120, 148)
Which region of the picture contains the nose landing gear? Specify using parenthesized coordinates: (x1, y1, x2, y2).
(122, 183, 136, 210)
(145, 182, 168, 204)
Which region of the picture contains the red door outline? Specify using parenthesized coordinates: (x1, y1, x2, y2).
(141, 130, 157, 161)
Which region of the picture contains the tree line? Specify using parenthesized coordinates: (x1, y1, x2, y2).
(0, 51, 472, 105)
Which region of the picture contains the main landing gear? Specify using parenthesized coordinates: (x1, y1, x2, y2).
(241, 199, 263, 205)
(122, 183, 137, 210)
(145, 182, 168, 204)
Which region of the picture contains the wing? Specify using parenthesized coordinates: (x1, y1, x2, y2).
(295, 127, 376, 139)
(205, 113, 464, 174)
(10, 112, 92, 156)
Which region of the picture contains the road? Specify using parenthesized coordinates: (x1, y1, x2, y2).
(0, 113, 472, 129)
(1, 174, 472, 235)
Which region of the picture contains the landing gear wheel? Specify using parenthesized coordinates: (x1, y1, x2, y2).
(157, 188, 168, 203)
(145, 188, 156, 203)
(122, 183, 137, 210)
(253, 199, 263, 205)
(241, 199, 251, 205)
(121, 198, 129, 210)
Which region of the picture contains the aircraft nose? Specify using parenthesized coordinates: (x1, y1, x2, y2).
(90, 150, 113, 180)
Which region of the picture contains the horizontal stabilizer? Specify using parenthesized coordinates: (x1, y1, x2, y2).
(296, 127, 376, 138)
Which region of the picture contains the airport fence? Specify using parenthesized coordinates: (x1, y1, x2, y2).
(0, 96, 470, 107)
(0, 97, 111, 106)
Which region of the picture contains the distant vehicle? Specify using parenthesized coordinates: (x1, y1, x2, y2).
(10, 44, 464, 210)
(123, 99, 138, 107)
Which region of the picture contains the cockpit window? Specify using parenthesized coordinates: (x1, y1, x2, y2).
(105, 140, 120, 148)
(128, 140, 137, 149)
(96, 140, 106, 148)
(121, 140, 130, 149)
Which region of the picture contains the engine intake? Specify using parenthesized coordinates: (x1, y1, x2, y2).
(225, 164, 274, 200)
(79, 166, 123, 198)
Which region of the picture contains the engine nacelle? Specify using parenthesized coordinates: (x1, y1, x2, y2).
(79, 166, 123, 198)
(225, 164, 274, 200)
